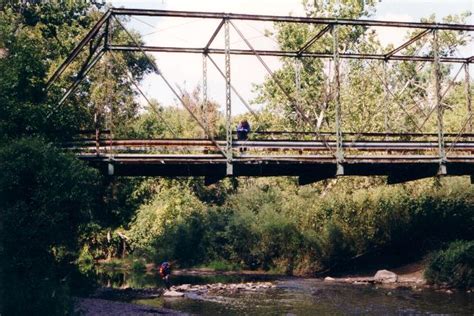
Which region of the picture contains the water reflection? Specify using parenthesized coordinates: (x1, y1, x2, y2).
(95, 267, 277, 289)
(95, 268, 159, 289)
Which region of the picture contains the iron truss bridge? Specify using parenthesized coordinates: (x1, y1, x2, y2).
(48, 9, 474, 184)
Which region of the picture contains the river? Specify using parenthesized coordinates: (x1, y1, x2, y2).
(96, 269, 474, 315)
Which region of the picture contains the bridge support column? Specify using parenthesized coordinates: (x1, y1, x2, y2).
(433, 30, 446, 175)
(107, 161, 114, 176)
(224, 18, 233, 175)
(332, 24, 344, 175)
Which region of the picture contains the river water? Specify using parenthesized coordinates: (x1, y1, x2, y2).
(98, 270, 474, 315)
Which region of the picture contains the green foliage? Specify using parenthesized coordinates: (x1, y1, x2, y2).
(128, 184, 207, 265)
(201, 260, 242, 272)
(124, 86, 225, 140)
(255, 0, 380, 130)
(100, 258, 124, 270)
(2, 3, 473, 311)
(0, 2, 152, 140)
(0, 3, 105, 138)
(0, 137, 100, 315)
(78, 244, 96, 269)
(254, 1, 471, 135)
(126, 176, 474, 276)
(425, 240, 474, 289)
(131, 259, 147, 273)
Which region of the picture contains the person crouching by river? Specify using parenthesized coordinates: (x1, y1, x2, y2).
(159, 261, 171, 290)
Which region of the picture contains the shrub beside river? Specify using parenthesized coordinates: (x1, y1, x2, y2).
(425, 240, 474, 289)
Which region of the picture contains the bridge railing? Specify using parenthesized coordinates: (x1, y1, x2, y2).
(62, 130, 474, 163)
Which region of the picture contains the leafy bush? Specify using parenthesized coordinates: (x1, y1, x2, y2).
(425, 240, 474, 289)
(125, 176, 474, 276)
(132, 259, 147, 272)
(128, 184, 206, 265)
(202, 260, 241, 272)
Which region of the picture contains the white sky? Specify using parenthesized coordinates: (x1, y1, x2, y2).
(109, 0, 474, 114)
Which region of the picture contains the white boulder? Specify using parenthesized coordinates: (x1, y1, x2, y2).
(163, 290, 185, 297)
(374, 270, 398, 283)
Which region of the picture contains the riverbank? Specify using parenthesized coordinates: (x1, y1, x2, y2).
(74, 297, 188, 315)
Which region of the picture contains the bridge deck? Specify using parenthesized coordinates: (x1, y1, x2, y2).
(66, 138, 474, 183)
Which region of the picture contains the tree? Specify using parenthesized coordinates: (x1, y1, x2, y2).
(255, 0, 379, 131)
(0, 138, 100, 315)
(0, 2, 154, 312)
(383, 13, 472, 134)
(0, 2, 153, 140)
(0, 2, 104, 138)
(255, 2, 471, 135)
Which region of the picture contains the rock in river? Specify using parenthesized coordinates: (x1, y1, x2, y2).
(163, 290, 185, 297)
(374, 270, 398, 284)
(171, 281, 275, 295)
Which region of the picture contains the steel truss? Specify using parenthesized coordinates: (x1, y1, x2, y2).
(47, 8, 474, 183)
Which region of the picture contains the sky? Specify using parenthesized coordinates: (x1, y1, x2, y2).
(109, 0, 474, 114)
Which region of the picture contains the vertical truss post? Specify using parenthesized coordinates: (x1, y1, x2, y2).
(224, 18, 233, 175)
(202, 53, 209, 138)
(104, 15, 110, 50)
(433, 30, 446, 174)
(94, 112, 100, 156)
(465, 63, 472, 133)
(104, 53, 115, 175)
(383, 60, 389, 133)
(102, 19, 110, 165)
(295, 58, 302, 126)
(295, 58, 302, 99)
(332, 24, 344, 175)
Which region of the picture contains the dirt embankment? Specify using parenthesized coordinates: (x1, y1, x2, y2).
(323, 261, 427, 289)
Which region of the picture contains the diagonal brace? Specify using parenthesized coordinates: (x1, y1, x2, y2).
(385, 29, 431, 60)
(297, 24, 332, 56)
(47, 10, 111, 89)
(108, 50, 178, 137)
(207, 55, 259, 120)
(204, 19, 225, 52)
(228, 19, 336, 155)
(46, 48, 105, 121)
(113, 16, 228, 159)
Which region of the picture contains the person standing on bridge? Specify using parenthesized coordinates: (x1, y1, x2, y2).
(237, 119, 250, 141)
